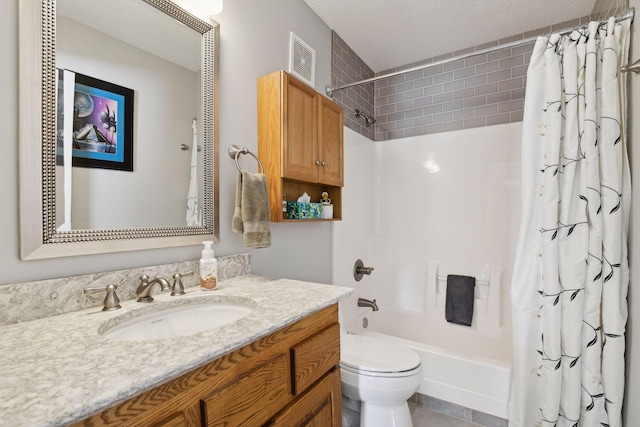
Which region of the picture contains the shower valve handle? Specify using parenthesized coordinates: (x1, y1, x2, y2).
(358, 266, 374, 275)
(353, 259, 375, 281)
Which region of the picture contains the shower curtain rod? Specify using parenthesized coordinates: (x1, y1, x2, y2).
(325, 8, 636, 97)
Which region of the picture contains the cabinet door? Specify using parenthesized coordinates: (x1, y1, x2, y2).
(283, 75, 318, 183)
(270, 369, 342, 427)
(201, 353, 291, 427)
(317, 96, 344, 187)
(291, 323, 340, 395)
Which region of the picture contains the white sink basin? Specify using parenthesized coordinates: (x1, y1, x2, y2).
(102, 301, 253, 341)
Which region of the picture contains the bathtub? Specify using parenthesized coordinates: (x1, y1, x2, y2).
(343, 307, 511, 419)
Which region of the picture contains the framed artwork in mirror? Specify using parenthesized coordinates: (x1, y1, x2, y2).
(57, 70, 134, 171)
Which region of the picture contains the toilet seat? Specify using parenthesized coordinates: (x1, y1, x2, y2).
(341, 334, 421, 377)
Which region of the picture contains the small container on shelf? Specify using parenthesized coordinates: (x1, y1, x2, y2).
(320, 191, 333, 219)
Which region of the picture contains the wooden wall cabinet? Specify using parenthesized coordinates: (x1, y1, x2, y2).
(258, 71, 344, 222)
(74, 305, 342, 427)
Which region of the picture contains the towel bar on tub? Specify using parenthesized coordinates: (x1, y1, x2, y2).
(228, 145, 264, 173)
(436, 275, 489, 286)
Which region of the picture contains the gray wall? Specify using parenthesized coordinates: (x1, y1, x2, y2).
(2, 0, 334, 286)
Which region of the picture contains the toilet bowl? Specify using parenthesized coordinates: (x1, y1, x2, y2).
(340, 333, 423, 427)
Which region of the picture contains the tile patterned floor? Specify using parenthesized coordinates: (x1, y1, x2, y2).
(410, 402, 484, 427)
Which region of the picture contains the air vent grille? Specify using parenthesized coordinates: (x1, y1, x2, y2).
(289, 32, 316, 87)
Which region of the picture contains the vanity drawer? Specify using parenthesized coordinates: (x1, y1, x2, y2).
(201, 352, 291, 426)
(291, 322, 341, 395)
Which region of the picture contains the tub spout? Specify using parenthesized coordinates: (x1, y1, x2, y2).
(358, 298, 379, 311)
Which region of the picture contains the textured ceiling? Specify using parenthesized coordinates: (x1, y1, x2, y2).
(58, 0, 202, 72)
(304, 0, 597, 72)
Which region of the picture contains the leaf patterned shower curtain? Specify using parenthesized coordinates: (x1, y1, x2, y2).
(509, 17, 631, 427)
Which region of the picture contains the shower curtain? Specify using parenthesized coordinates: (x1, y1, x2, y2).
(509, 17, 630, 427)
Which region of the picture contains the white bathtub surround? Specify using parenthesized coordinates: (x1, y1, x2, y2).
(334, 125, 520, 417)
(0, 253, 251, 326)
(510, 19, 631, 427)
(0, 275, 353, 427)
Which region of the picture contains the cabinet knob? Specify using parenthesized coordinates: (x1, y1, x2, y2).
(315, 160, 321, 166)
(321, 160, 327, 167)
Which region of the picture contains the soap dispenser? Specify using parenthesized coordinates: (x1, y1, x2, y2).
(200, 240, 218, 290)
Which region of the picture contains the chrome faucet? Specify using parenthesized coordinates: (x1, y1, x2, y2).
(358, 298, 379, 311)
(136, 275, 171, 303)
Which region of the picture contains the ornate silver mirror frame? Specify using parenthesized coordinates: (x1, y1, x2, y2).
(19, 0, 220, 260)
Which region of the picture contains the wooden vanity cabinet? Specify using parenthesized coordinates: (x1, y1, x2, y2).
(258, 70, 344, 222)
(73, 305, 341, 427)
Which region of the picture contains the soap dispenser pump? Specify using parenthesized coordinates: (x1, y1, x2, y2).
(200, 240, 218, 290)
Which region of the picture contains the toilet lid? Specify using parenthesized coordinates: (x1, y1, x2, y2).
(341, 334, 421, 374)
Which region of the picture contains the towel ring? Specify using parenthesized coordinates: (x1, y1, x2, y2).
(228, 145, 264, 174)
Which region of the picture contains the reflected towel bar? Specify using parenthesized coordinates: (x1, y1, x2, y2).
(180, 143, 201, 152)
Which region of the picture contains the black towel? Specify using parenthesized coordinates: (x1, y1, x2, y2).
(445, 275, 476, 326)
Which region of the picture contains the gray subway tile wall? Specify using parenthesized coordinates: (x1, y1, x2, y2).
(330, 0, 628, 141)
(372, 40, 530, 141)
(331, 31, 375, 140)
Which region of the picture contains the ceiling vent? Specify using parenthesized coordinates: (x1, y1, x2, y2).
(289, 32, 316, 87)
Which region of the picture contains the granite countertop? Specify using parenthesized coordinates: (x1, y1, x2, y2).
(0, 275, 353, 427)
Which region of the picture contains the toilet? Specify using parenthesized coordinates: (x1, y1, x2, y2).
(340, 333, 423, 427)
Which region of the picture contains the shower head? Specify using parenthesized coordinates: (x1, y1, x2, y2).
(354, 109, 376, 127)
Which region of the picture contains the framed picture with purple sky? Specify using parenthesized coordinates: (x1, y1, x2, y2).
(59, 72, 134, 171)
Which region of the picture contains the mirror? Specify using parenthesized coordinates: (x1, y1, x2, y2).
(19, 0, 219, 259)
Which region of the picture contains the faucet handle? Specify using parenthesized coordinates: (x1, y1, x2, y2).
(171, 271, 194, 296)
(84, 284, 122, 311)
